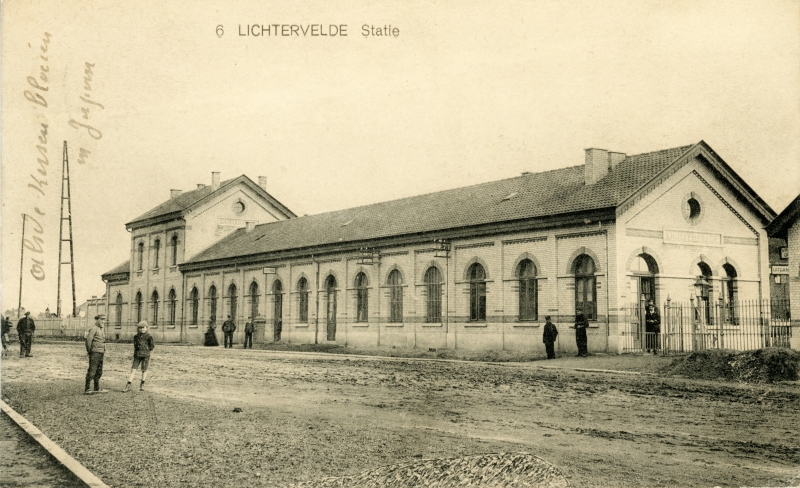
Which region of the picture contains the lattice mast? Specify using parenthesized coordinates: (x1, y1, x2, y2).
(56, 141, 77, 317)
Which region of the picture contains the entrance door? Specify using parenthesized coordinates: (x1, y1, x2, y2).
(326, 276, 337, 341)
(273, 280, 283, 341)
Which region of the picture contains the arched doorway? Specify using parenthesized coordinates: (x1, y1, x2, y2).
(273, 280, 283, 341)
(325, 275, 337, 341)
(721, 264, 737, 324)
(696, 262, 713, 325)
(630, 253, 659, 351)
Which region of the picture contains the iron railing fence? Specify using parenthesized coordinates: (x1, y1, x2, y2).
(622, 298, 791, 354)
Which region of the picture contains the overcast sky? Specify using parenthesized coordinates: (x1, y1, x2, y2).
(2, 0, 799, 315)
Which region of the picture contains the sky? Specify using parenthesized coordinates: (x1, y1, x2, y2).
(2, 0, 799, 315)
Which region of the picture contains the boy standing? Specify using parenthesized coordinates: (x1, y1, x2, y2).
(123, 321, 155, 392)
(84, 314, 109, 394)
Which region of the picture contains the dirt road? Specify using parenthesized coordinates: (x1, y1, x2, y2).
(2, 342, 798, 487)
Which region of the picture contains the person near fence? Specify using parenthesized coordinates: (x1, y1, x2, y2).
(542, 316, 559, 359)
(16, 311, 36, 358)
(123, 321, 155, 392)
(1, 316, 11, 357)
(243, 320, 254, 349)
(222, 315, 236, 348)
(84, 314, 109, 394)
(204, 319, 219, 346)
(645, 300, 661, 354)
(573, 312, 589, 357)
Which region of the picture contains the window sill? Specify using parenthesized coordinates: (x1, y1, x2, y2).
(422, 323, 442, 328)
(464, 323, 488, 328)
(352, 324, 370, 328)
(385, 324, 405, 328)
(293, 325, 310, 329)
(513, 324, 540, 328)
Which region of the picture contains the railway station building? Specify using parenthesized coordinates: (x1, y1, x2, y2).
(102, 141, 779, 354)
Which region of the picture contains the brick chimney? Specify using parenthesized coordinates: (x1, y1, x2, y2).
(211, 172, 220, 191)
(258, 176, 267, 191)
(245, 221, 256, 232)
(197, 184, 206, 190)
(585, 148, 626, 185)
(170, 189, 183, 199)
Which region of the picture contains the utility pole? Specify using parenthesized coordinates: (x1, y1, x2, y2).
(18, 214, 27, 315)
(57, 141, 78, 318)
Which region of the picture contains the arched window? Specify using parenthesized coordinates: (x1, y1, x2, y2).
(468, 263, 487, 321)
(297, 277, 309, 323)
(574, 254, 596, 320)
(387, 269, 403, 323)
(135, 292, 143, 323)
(137, 242, 144, 271)
(355, 272, 369, 322)
(424, 266, 442, 323)
(326, 275, 337, 341)
(517, 259, 537, 321)
(228, 283, 238, 321)
(208, 285, 217, 324)
(167, 288, 177, 325)
(151, 290, 159, 326)
(273, 280, 283, 340)
(115, 293, 123, 327)
(632, 253, 658, 306)
(171, 234, 179, 266)
(153, 239, 161, 269)
(249, 281, 259, 320)
(190, 287, 199, 325)
(696, 262, 712, 324)
(722, 263, 738, 324)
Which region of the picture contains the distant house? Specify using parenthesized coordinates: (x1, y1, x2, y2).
(103, 143, 778, 354)
(78, 295, 106, 319)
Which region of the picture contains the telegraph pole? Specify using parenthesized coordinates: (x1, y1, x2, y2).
(57, 141, 78, 317)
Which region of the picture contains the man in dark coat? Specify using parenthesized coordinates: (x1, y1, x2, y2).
(542, 316, 558, 359)
(16, 311, 36, 358)
(645, 300, 661, 354)
(222, 315, 236, 348)
(574, 312, 589, 357)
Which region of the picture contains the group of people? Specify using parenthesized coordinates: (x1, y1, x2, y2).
(1, 312, 36, 358)
(541, 300, 661, 359)
(203, 316, 255, 349)
(83, 314, 155, 395)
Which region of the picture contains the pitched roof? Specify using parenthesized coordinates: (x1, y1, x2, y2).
(186, 145, 694, 266)
(767, 193, 800, 239)
(102, 260, 130, 279)
(126, 176, 296, 229)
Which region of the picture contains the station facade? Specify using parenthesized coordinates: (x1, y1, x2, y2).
(102, 142, 777, 354)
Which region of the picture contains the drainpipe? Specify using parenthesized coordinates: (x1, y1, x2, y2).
(604, 226, 610, 353)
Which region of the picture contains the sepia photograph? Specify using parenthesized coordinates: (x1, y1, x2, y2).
(2, 1, 799, 486)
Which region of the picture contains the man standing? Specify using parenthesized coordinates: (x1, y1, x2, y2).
(16, 311, 35, 358)
(574, 312, 589, 357)
(542, 315, 558, 360)
(222, 315, 236, 348)
(645, 300, 661, 354)
(243, 320, 254, 349)
(84, 314, 109, 394)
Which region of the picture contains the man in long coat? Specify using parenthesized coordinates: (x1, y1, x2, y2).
(16, 311, 35, 358)
(542, 316, 558, 359)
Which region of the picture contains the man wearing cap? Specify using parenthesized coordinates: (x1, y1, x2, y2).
(84, 314, 109, 394)
(16, 311, 36, 358)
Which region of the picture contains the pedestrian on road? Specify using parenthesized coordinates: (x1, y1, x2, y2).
(16, 311, 36, 358)
(84, 314, 109, 394)
(1, 316, 12, 357)
(243, 320, 254, 349)
(542, 315, 558, 359)
(645, 300, 661, 354)
(123, 321, 155, 392)
(573, 312, 589, 357)
(222, 315, 236, 348)
(204, 319, 219, 347)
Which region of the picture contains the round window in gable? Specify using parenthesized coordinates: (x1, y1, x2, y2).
(232, 200, 246, 215)
(682, 193, 704, 224)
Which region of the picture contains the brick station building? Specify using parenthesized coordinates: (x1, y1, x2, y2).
(102, 141, 778, 353)
(767, 193, 800, 349)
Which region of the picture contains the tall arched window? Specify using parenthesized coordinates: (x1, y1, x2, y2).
(696, 262, 712, 324)
(468, 263, 487, 321)
(632, 254, 658, 305)
(115, 293, 123, 327)
(228, 283, 238, 321)
(424, 266, 442, 323)
(517, 259, 537, 321)
(326, 275, 337, 341)
(137, 242, 144, 271)
(387, 269, 403, 323)
(153, 239, 161, 269)
(574, 254, 596, 320)
(297, 277, 309, 323)
(249, 281, 259, 319)
(167, 288, 177, 325)
(355, 272, 369, 322)
(190, 287, 199, 325)
(171, 234, 179, 266)
(273, 280, 283, 341)
(208, 285, 218, 324)
(135, 292, 143, 323)
(151, 290, 159, 326)
(722, 263, 738, 324)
